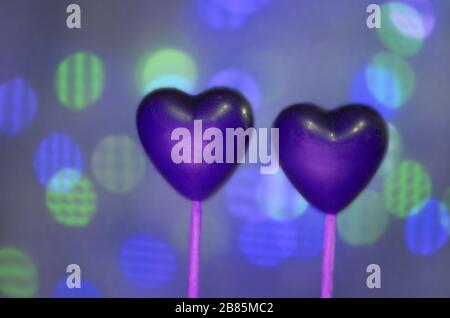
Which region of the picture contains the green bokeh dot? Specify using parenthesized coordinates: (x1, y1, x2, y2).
(0, 247, 38, 298)
(46, 176, 97, 227)
(55, 51, 104, 110)
(376, 2, 425, 56)
(139, 48, 197, 94)
(338, 190, 389, 246)
(91, 135, 147, 193)
(384, 159, 432, 218)
(367, 52, 415, 109)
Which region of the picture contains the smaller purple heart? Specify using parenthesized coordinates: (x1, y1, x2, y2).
(273, 103, 388, 214)
(136, 88, 254, 201)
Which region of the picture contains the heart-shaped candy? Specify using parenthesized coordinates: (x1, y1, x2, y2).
(137, 88, 254, 201)
(273, 103, 388, 213)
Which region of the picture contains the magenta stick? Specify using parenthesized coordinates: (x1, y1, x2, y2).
(188, 200, 202, 298)
(321, 213, 337, 298)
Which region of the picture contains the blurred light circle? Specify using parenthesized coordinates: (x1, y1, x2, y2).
(33, 132, 83, 187)
(375, 123, 403, 177)
(366, 52, 415, 109)
(119, 234, 176, 290)
(53, 278, 101, 298)
(377, 2, 425, 56)
(255, 170, 308, 221)
(140, 49, 197, 95)
(55, 52, 104, 110)
(338, 190, 389, 246)
(218, 0, 270, 15)
(207, 69, 261, 111)
(384, 159, 432, 218)
(91, 135, 146, 193)
(350, 69, 396, 120)
(390, 4, 425, 38)
(405, 199, 449, 256)
(196, 0, 248, 29)
(0, 247, 38, 298)
(46, 176, 97, 227)
(407, 0, 435, 37)
(238, 221, 297, 267)
(0, 78, 37, 136)
(47, 168, 81, 192)
(226, 167, 267, 222)
(292, 207, 324, 259)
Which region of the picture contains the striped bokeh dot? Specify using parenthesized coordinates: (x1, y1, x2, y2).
(384, 159, 432, 219)
(32, 132, 83, 187)
(46, 175, 97, 227)
(0, 78, 37, 136)
(91, 135, 147, 193)
(55, 51, 104, 110)
(238, 220, 297, 267)
(119, 234, 176, 290)
(0, 247, 38, 298)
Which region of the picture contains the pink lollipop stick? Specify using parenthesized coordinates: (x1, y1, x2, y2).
(321, 213, 336, 298)
(188, 200, 202, 298)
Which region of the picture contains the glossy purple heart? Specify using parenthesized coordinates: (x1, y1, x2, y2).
(273, 103, 388, 214)
(136, 88, 254, 201)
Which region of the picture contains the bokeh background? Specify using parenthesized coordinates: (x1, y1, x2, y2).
(1, 0, 450, 298)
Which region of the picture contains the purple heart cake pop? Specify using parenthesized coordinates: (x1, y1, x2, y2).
(273, 103, 388, 298)
(137, 88, 253, 201)
(273, 103, 388, 214)
(136, 88, 253, 298)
